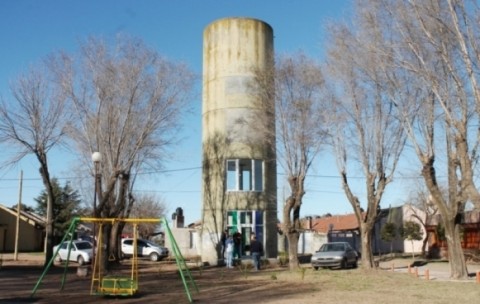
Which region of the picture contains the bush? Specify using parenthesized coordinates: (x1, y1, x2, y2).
(278, 251, 288, 266)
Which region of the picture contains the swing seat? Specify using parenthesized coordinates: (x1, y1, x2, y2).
(98, 275, 138, 296)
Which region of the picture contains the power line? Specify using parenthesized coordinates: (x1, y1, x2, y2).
(0, 166, 202, 182)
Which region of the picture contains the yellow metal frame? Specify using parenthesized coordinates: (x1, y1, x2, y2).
(79, 218, 162, 296)
(31, 216, 198, 303)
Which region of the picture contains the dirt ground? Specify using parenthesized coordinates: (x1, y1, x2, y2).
(1, 254, 480, 304)
(1, 254, 317, 304)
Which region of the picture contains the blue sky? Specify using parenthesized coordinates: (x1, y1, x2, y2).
(0, 0, 412, 225)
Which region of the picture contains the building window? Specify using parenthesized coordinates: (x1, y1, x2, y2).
(226, 159, 263, 192)
(226, 210, 264, 255)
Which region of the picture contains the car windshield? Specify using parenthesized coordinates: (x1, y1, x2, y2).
(75, 242, 93, 250)
(123, 239, 159, 248)
(319, 243, 345, 252)
(144, 240, 160, 247)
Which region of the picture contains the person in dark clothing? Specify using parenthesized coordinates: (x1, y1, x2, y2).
(233, 231, 242, 260)
(250, 235, 263, 270)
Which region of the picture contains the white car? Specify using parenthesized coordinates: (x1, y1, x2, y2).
(53, 240, 93, 265)
(121, 238, 169, 262)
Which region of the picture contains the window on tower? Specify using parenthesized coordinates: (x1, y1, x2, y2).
(226, 159, 263, 192)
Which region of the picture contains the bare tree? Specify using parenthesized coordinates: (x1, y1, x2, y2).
(125, 193, 166, 239)
(251, 52, 327, 269)
(369, 0, 480, 278)
(0, 62, 70, 266)
(324, 11, 407, 269)
(53, 35, 195, 269)
(201, 133, 230, 262)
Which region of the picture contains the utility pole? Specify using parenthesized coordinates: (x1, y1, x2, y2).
(14, 170, 23, 261)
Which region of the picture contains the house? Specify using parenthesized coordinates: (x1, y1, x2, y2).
(0, 204, 45, 252)
(164, 209, 201, 259)
(303, 213, 361, 253)
(298, 205, 426, 255)
(426, 210, 480, 258)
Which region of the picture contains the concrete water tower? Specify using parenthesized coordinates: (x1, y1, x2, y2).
(201, 17, 277, 265)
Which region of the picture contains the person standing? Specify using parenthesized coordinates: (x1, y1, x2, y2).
(225, 235, 234, 268)
(220, 229, 228, 259)
(250, 235, 263, 271)
(233, 231, 242, 260)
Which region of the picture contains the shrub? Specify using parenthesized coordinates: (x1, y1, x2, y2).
(278, 251, 289, 266)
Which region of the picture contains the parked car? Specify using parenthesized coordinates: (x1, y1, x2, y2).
(121, 238, 169, 262)
(53, 240, 93, 265)
(77, 234, 96, 245)
(311, 242, 358, 270)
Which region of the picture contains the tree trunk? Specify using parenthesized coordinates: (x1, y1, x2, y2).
(286, 231, 300, 270)
(282, 177, 305, 271)
(360, 223, 374, 269)
(101, 224, 112, 272)
(444, 218, 468, 279)
(421, 233, 429, 258)
(109, 222, 122, 264)
(39, 160, 55, 267)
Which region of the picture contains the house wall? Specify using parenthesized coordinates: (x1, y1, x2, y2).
(298, 231, 328, 254)
(166, 227, 200, 258)
(295, 205, 428, 256)
(427, 211, 480, 255)
(278, 231, 328, 255)
(371, 205, 426, 255)
(402, 205, 427, 254)
(0, 208, 44, 252)
(373, 208, 404, 254)
(462, 225, 480, 249)
(329, 230, 361, 253)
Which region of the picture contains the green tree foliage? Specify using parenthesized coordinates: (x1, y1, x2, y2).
(380, 222, 397, 254)
(34, 178, 85, 240)
(399, 221, 424, 260)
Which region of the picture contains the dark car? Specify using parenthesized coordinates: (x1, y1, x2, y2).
(311, 242, 358, 270)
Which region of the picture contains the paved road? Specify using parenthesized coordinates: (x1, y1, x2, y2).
(378, 258, 480, 282)
(3, 253, 480, 282)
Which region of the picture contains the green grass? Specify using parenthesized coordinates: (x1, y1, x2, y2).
(265, 267, 480, 304)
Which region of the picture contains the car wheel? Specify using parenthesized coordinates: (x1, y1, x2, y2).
(77, 255, 85, 266)
(55, 255, 62, 263)
(313, 266, 319, 271)
(352, 258, 358, 269)
(149, 252, 159, 262)
(341, 258, 348, 269)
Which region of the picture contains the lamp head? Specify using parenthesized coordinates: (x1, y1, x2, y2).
(92, 152, 102, 163)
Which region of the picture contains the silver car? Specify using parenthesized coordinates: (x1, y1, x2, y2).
(53, 240, 93, 265)
(311, 242, 358, 270)
(121, 238, 169, 262)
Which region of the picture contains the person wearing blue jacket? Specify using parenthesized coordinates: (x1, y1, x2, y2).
(250, 235, 263, 271)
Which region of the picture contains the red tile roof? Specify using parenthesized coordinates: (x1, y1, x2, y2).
(303, 214, 360, 233)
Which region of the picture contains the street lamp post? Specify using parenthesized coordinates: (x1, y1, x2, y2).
(91, 151, 102, 268)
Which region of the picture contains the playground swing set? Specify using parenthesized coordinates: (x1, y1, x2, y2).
(30, 217, 199, 303)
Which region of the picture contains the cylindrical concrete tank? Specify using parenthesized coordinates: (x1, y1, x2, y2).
(201, 17, 277, 266)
